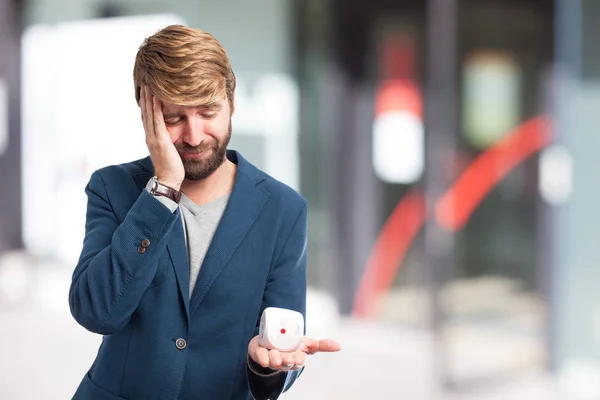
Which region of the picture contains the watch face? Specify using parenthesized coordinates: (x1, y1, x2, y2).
(146, 177, 159, 193)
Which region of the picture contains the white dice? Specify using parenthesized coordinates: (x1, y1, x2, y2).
(258, 307, 304, 352)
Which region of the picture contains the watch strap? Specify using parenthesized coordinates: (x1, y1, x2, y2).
(150, 177, 182, 203)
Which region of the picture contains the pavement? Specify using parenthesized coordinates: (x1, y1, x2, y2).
(0, 251, 557, 399)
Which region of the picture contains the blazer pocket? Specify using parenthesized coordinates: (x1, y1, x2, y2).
(149, 264, 168, 288)
(74, 373, 129, 400)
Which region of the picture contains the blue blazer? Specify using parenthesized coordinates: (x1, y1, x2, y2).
(69, 150, 307, 400)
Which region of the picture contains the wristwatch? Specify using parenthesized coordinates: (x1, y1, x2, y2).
(146, 176, 182, 203)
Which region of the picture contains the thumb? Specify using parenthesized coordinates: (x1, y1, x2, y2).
(304, 338, 341, 355)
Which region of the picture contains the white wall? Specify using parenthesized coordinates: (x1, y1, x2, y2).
(21, 1, 300, 265)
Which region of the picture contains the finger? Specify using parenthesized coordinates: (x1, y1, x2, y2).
(143, 84, 150, 116)
(293, 350, 306, 368)
(254, 346, 270, 368)
(280, 352, 295, 366)
(147, 87, 155, 133)
(304, 338, 342, 355)
(141, 86, 152, 136)
(248, 336, 271, 368)
(152, 95, 166, 138)
(268, 349, 283, 369)
(145, 83, 152, 108)
(146, 87, 156, 134)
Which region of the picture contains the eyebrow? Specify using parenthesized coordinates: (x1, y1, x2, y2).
(201, 103, 223, 112)
(163, 104, 222, 119)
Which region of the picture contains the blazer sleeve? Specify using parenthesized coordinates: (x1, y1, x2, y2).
(69, 171, 180, 335)
(247, 203, 308, 400)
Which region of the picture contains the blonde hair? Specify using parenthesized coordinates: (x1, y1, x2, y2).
(133, 25, 236, 111)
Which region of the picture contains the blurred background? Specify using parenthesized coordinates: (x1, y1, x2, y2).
(1, 0, 599, 399)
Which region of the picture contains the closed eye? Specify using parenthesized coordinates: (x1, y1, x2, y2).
(164, 117, 183, 126)
(201, 112, 217, 120)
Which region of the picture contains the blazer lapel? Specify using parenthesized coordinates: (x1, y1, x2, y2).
(189, 156, 270, 316)
(132, 152, 268, 318)
(133, 158, 190, 318)
(166, 218, 191, 317)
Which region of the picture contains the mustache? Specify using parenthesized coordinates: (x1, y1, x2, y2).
(175, 141, 217, 154)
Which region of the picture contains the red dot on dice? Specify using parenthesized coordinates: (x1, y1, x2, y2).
(280, 328, 286, 334)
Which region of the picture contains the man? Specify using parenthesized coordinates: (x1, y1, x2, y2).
(69, 25, 340, 400)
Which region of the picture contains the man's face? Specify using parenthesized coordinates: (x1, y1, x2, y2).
(161, 98, 232, 181)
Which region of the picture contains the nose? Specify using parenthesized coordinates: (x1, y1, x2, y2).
(182, 117, 205, 147)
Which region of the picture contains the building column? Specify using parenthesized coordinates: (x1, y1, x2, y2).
(423, 0, 458, 389)
(551, 0, 600, 398)
(0, 0, 23, 252)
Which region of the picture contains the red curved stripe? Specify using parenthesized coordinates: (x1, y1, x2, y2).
(352, 191, 426, 317)
(352, 115, 552, 318)
(436, 116, 553, 231)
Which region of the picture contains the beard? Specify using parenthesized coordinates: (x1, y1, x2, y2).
(175, 120, 232, 181)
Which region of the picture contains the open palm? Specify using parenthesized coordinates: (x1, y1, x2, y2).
(248, 335, 341, 372)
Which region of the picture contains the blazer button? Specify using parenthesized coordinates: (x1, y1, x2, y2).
(141, 239, 151, 248)
(137, 246, 146, 254)
(175, 338, 187, 350)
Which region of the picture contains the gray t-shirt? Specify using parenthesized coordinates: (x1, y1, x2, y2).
(150, 187, 229, 298)
(178, 193, 229, 297)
